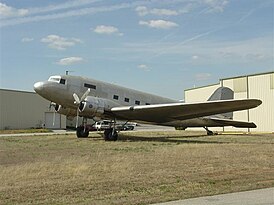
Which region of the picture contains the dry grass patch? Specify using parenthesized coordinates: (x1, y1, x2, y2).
(0, 129, 51, 134)
(0, 131, 274, 204)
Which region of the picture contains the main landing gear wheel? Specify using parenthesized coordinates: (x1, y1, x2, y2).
(76, 125, 89, 138)
(104, 128, 118, 141)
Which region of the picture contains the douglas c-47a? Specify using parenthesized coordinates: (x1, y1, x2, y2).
(34, 75, 262, 141)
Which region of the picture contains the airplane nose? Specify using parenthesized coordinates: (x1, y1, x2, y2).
(33, 82, 44, 93)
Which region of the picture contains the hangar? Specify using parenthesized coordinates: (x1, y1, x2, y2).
(185, 71, 274, 132)
(0, 89, 66, 130)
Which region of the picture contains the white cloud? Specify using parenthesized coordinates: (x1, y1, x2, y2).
(139, 20, 178, 29)
(21, 37, 34, 43)
(203, 0, 229, 13)
(138, 64, 150, 71)
(135, 6, 178, 16)
(0, 2, 142, 27)
(93, 25, 123, 36)
(151, 8, 178, 16)
(195, 73, 211, 81)
(0, 3, 28, 18)
(135, 6, 148, 16)
(41, 35, 82, 50)
(192, 55, 199, 60)
(57, 57, 84, 65)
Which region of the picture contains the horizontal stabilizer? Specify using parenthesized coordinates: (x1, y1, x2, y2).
(207, 117, 257, 128)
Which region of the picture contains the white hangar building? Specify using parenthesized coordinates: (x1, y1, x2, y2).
(0, 89, 66, 130)
(185, 71, 274, 132)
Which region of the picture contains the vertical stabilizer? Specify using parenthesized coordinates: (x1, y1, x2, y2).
(208, 87, 234, 119)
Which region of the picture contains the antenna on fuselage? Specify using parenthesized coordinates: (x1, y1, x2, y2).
(66, 70, 74, 75)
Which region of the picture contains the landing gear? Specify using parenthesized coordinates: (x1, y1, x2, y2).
(104, 128, 118, 141)
(76, 125, 89, 138)
(76, 118, 89, 138)
(204, 126, 214, 136)
(103, 119, 119, 141)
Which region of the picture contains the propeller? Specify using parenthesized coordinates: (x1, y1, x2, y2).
(53, 111, 56, 126)
(48, 102, 59, 127)
(48, 102, 55, 111)
(73, 88, 90, 127)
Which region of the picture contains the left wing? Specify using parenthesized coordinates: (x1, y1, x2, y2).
(111, 99, 262, 124)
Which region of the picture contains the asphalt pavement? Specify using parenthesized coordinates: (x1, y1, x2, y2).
(153, 187, 274, 205)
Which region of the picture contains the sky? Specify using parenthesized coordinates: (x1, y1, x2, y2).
(0, 0, 273, 100)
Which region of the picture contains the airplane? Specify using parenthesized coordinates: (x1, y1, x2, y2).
(34, 75, 262, 141)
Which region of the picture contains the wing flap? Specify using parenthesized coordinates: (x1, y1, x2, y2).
(111, 99, 262, 123)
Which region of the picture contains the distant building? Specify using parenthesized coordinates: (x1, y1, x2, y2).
(0, 89, 66, 130)
(185, 71, 274, 132)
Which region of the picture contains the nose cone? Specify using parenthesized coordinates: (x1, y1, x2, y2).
(33, 82, 44, 93)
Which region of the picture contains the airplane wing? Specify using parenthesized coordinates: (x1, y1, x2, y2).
(111, 99, 262, 124)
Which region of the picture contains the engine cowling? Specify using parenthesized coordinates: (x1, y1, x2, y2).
(55, 104, 77, 117)
(78, 96, 105, 117)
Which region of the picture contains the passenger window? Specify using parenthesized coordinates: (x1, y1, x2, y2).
(135, 100, 140, 105)
(60, 79, 66, 84)
(125, 98, 129, 102)
(146, 103, 150, 105)
(84, 83, 96, 89)
(113, 95, 119, 100)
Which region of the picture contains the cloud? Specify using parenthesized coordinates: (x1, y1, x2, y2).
(41, 35, 82, 50)
(192, 55, 199, 60)
(135, 6, 178, 16)
(57, 57, 84, 65)
(138, 64, 150, 71)
(139, 20, 178, 29)
(203, 0, 229, 13)
(195, 73, 211, 81)
(21, 37, 34, 43)
(93, 25, 123, 36)
(0, 3, 28, 18)
(0, 1, 147, 27)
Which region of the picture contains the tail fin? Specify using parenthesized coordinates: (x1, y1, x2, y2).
(208, 87, 234, 119)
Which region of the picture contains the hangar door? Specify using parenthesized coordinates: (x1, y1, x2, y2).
(45, 112, 61, 129)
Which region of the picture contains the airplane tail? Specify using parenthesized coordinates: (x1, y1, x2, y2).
(207, 87, 234, 119)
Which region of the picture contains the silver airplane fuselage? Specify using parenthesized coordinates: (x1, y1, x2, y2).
(34, 75, 176, 119)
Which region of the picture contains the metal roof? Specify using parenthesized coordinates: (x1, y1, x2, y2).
(185, 71, 274, 91)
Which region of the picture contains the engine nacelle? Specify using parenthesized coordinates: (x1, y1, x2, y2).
(55, 104, 76, 117)
(79, 96, 106, 117)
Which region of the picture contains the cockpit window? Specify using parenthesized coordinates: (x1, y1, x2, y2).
(48, 76, 61, 83)
(48, 76, 66, 85)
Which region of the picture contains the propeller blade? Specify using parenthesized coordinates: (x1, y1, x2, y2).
(81, 88, 90, 101)
(76, 109, 79, 128)
(49, 102, 52, 111)
(49, 102, 55, 111)
(73, 93, 80, 104)
(53, 111, 56, 127)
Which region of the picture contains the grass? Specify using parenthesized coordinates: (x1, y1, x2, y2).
(0, 128, 52, 134)
(0, 131, 274, 204)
